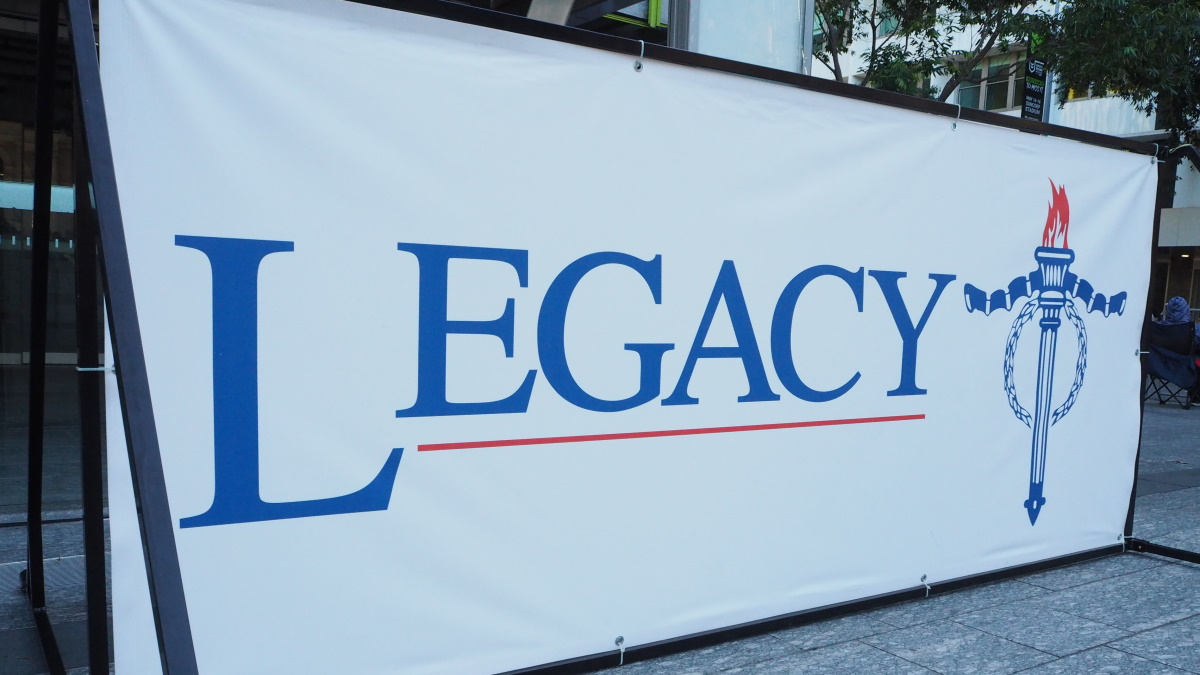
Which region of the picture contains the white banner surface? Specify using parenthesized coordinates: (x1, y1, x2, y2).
(101, 0, 1157, 672)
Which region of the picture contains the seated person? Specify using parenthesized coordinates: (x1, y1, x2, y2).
(1155, 296, 1200, 403)
(1157, 296, 1200, 350)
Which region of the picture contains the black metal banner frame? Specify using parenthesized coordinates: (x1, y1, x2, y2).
(24, 0, 65, 670)
(74, 58, 113, 675)
(64, 0, 202, 671)
(24, 0, 200, 672)
(21, 0, 1184, 673)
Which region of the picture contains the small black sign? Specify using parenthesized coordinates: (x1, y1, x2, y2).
(1022, 58, 1047, 122)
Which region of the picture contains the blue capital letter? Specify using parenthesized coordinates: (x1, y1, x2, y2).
(869, 270, 956, 396)
(538, 252, 673, 412)
(771, 266, 865, 402)
(663, 260, 779, 406)
(176, 236, 402, 528)
(396, 243, 537, 417)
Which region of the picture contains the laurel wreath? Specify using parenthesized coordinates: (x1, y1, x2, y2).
(1002, 298, 1088, 428)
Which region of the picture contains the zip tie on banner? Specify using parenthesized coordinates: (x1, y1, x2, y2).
(921, 574, 932, 598)
(952, 104, 961, 131)
(1120, 532, 1128, 553)
(1153, 143, 1159, 164)
(614, 636, 626, 666)
(634, 40, 644, 72)
(75, 365, 112, 372)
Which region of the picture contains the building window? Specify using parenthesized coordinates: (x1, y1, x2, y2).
(1066, 86, 1106, 101)
(878, 12, 899, 36)
(957, 53, 1026, 111)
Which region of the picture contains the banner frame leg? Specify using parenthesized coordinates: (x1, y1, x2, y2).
(24, 0, 65, 671)
(1125, 538, 1200, 565)
(65, 0, 200, 671)
(74, 73, 112, 675)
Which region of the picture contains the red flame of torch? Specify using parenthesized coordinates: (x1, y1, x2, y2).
(1041, 179, 1070, 249)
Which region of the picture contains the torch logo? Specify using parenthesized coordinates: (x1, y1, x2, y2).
(964, 181, 1126, 525)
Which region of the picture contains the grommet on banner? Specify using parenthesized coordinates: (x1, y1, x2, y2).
(634, 40, 644, 72)
(921, 574, 931, 598)
(615, 636, 626, 665)
(952, 104, 961, 130)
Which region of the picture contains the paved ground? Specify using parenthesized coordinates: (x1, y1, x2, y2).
(4, 380, 1200, 674)
(0, 366, 91, 518)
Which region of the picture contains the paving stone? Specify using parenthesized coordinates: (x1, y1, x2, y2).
(1031, 563, 1200, 632)
(0, 526, 29, 562)
(0, 521, 86, 565)
(0, 620, 95, 675)
(1, 560, 30, 634)
(1108, 614, 1200, 672)
(1142, 468, 1200, 488)
(686, 635, 801, 672)
(0, 625, 49, 675)
(1018, 554, 1163, 591)
(728, 640, 935, 674)
(595, 651, 707, 675)
(37, 522, 85, 560)
(1139, 459, 1199, 475)
(861, 619, 1054, 674)
(1013, 646, 1189, 674)
(867, 581, 1046, 628)
(1134, 486, 1200, 513)
(1153, 525, 1200, 553)
(955, 599, 1131, 656)
(1133, 503, 1200, 540)
(598, 635, 798, 675)
(1138, 480, 1189, 497)
(0, 556, 108, 632)
(771, 613, 897, 651)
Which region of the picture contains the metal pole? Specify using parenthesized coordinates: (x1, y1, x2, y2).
(74, 91, 111, 675)
(667, 0, 689, 50)
(65, 0, 199, 670)
(26, 0, 58, 612)
(26, 0, 65, 671)
(798, 0, 815, 75)
(527, 0, 575, 24)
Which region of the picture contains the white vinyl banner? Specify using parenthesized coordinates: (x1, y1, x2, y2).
(100, 0, 1157, 672)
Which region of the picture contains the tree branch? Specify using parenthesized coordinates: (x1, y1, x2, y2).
(937, 3, 1030, 102)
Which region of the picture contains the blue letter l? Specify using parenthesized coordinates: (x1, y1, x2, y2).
(176, 236, 402, 528)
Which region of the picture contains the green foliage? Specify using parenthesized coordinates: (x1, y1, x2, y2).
(813, 0, 1052, 103)
(1042, 0, 1200, 141)
(865, 43, 942, 97)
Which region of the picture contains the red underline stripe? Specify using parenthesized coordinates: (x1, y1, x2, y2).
(418, 413, 925, 452)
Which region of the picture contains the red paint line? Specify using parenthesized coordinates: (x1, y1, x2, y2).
(418, 413, 925, 452)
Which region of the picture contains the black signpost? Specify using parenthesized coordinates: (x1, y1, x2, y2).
(1022, 54, 1048, 122)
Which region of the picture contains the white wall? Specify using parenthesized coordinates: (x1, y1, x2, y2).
(1177, 158, 1200, 209)
(1049, 95, 1158, 137)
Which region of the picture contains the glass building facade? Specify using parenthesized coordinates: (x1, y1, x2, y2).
(0, 0, 87, 523)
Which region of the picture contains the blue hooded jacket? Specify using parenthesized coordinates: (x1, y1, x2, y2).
(1158, 296, 1200, 346)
